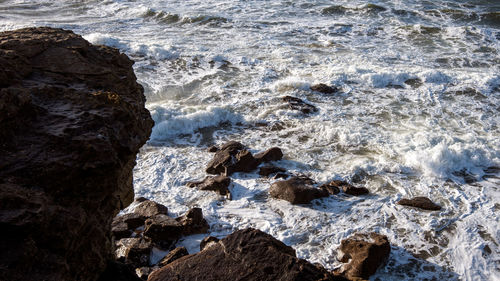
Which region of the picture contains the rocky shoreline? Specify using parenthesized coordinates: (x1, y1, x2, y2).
(1, 27, 442, 281)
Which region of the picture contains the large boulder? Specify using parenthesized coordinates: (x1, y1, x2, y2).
(148, 228, 347, 281)
(0, 27, 153, 281)
(270, 176, 329, 204)
(205, 141, 258, 175)
(336, 232, 391, 280)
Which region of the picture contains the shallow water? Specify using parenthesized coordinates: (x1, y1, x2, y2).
(1, 0, 499, 280)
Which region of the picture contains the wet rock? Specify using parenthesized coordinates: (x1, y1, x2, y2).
(200, 236, 220, 251)
(336, 232, 390, 280)
(144, 215, 183, 248)
(112, 213, 147, 239)
(133, 200, 169, 218)
(97, 261, 142, 281)
(136, 266, 158, 280)
(206, 141, 259, 175)
(259, 165, 286, 177)
(282, 95, 318, 114)
(159, 247, 189, 267)
(273, 172, 290, 180)
(397, 197, 441, 211)
(186, 175, 231, 196)
(333, 181, 369, 196)
(319, 181, 342, 195)
(270, 176, 329, 204)
(175, 208, 209, 235)
(310, 83, 338, 94)
(404, 78, 423, 88)
(254, 147, 284, 163)
(115, 238, 153, 267)
(148, 228, 346, 281)
(0, 27, 153, 281)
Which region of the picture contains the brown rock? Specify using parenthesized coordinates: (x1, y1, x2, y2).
(282, 96, 318, 114)
(136, 266, 159, 280)
(258, 165, 286, 177)
(205, 141, 244, 175)
(200, 236, 220, 251)
(175, 208, 209, 235)
(270, 176, 329, 204)
(115, 238, 153, 268)
(159, 247, 189, 267)
(186, 175, 231, 196)
(148, 228, 347, 281)
(397, 197, 441, 211)
(328, 180, 369, 196)
(207, 145, 219, 152)
(144, 215, 183, 248)
(336, 232, 390, 280)
(112, 221, 134, 240)
(112, 213, 148, 239)
(320, 181, 341, 195)
(134, 200, 169, 218)
(0, 27, 153, 281)
(254, 147, 284, 163)
(310, 83, 338, 94)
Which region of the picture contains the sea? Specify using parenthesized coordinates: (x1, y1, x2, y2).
(1, 0, 499, 280)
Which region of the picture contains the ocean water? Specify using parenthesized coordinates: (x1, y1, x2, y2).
(1, 0, 499, 280)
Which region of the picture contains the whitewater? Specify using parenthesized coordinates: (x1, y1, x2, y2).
(1, 0, 499, 280)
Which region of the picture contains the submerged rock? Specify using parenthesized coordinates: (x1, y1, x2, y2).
(336, 232, 390, 280)
(282, 95, 318, 114)
(270, 176, 329, 204)
(0, 27, 153, 281)
(310, 83, 338, 94)
(148, 228, 347, 281)
(328, 180, 369, 196)
(398, 197, 441, 211)
(187, 175, 231, 196)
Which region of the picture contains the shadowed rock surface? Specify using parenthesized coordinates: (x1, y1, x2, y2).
(328, 180, 369, 196)
(0, 27, 153, 281)
(270, 176, 329, 204)
(336, 232, 391, 280)
(175, 207, 209, 235)
(310, 83, 338, 94)
(254, 147, 284, 163)
(148, 228, 348, 281)
(158, 247, 189, 267)
(187, 175, 231, 196)
(282, 95, 318, 114)
(397, 197, 442, 211)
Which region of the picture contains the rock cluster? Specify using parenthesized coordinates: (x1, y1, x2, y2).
(0, 27, 153, 281)
(148, 228, 350, 281)
(111, 198, 209, 279)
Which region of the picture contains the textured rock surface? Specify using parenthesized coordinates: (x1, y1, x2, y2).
(336, 232, 391, 280)
(148, 228, 348, 281)
(186, 175, 231, 196)
(0, 27, 153, 281)
(158, 247, 189, 267)
(270, 176, 329, 204)
(397, 196, 441, 211)
(282, 95, 318, 114)
(254, 147, 283, 163)
(175, 207, 209, 235)
(310, 83, 338, 94)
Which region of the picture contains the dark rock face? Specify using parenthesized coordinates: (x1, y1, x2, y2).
(159, 247, 189, 267)
(186, 175, 231, 196)
(97, 261, 142, 281)
(336, 232, 391, 280)
(254, 147, 284, 163)
(148, 228, 346, 281)
(310, 83, 338, 94)
(270, 176, 329, 204)
(175, 207, 209, 235)
(397, 197, 441, 211)
(282, 95, 318, 114)
(0, 27, 153, 281)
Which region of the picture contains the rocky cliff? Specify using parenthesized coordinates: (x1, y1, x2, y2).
(0, 27, 153, 281)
